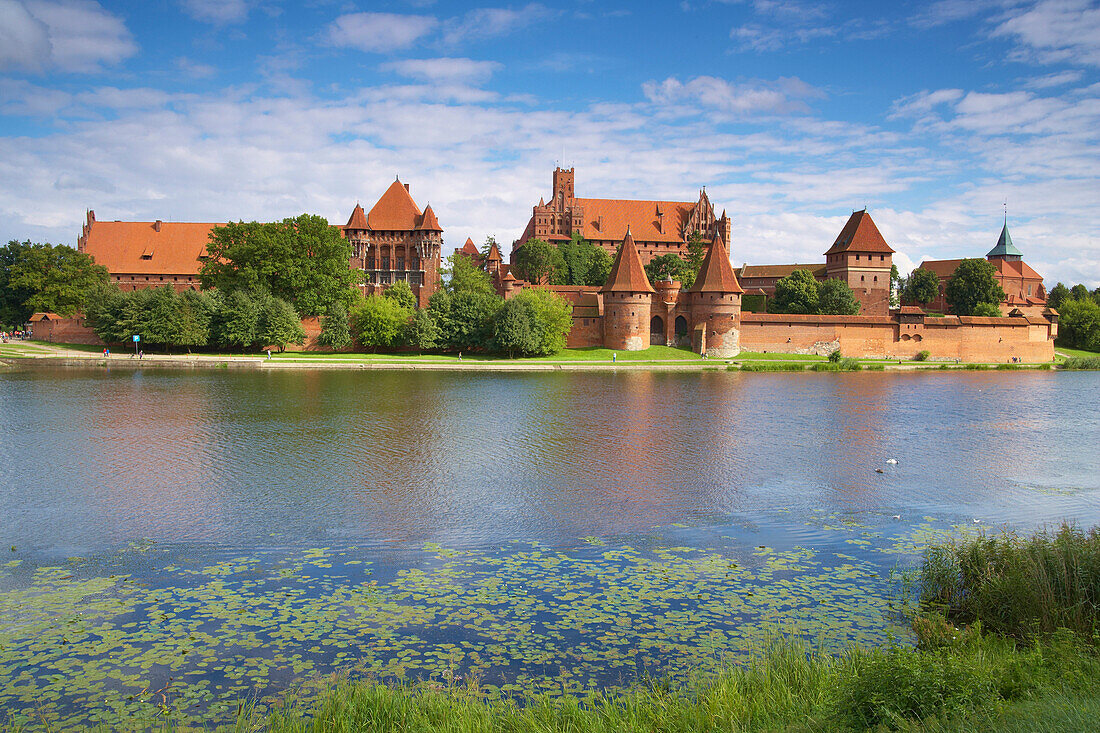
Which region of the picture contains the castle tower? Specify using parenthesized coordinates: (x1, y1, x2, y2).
(687, 232, 744, 358)
(601, 227, 655, 351)
(344, 203, 369, 272)
(415, 203, 443, 308)
(824, 209, 893, 316)
(987, 221, 1023, 262)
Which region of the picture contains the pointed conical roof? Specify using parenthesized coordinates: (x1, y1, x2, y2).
(601, 228, 655, 294)
(486, 241, 502, 261)
(418, 203, 442, 231)
(987, 222, 1023, 258)
(688, 232, 743, 293)
(460, 237, 479, 256)
(824, 210, 894, 255)
(367, 178, 422, 231)
(345, 203, 368, 230)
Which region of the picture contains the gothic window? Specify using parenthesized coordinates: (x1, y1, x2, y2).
(397, 257, 405, 271)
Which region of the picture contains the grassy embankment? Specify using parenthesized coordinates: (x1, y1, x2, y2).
(239, 524, 1100, 732)
(28, 524, 1092, 732)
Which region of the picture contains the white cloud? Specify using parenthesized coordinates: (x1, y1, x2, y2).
(180, 0, 249, 24)
(382, 58, 502, 86)
(992, 0, 1100, 66)
(441, 4, 551, 45)
(729, 23, 834, 51)
(642, 75, 822, 117)
(0, 0, 135, 72)
(322, 12, 437, 53)
(1022, 69, 1085, 88)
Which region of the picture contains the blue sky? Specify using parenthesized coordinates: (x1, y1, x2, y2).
(1, 0, 1098, 286)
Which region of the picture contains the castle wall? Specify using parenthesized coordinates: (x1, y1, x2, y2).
(740, 313, 1055, 362)
(30, 316, 102, 345)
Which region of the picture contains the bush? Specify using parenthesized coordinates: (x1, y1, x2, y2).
(828, 348, 842, 363)
(318, 301, 351, 349)
(914, 350, 930, 361)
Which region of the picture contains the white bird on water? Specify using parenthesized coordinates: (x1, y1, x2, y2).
(973, 518, 982, 524)
(886, 458, 899, 465)
(891, 515, 901, 520)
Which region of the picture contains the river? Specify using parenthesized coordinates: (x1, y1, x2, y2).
(1, 368, 1097, 727)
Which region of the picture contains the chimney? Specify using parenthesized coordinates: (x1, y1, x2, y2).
(597, 214, 603, 232)
(404, 184, 410, 192)
(154, 220, 162, 232)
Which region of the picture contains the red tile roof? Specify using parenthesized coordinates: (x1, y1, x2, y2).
(28, 312, 63, 322)
(345, 203, 368, 230)
(898, 305, 926, 315)
(367, 178, 423, 231)
(601, 229, 655, 293)
(418, 203, 442, 231)
(739, 263, 827, 279)
(460, 238, 479, 256)
(486, 241, 502, 261)
(824, 210, 894, 255)
(81, 219, 220, 275)
(689, 233, 743, 293)
(577, 198, 694, 243)
(915, 259, 964, 278)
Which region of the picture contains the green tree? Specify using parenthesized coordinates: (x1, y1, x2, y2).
(441, 291, 501, 351)
(1070, 284, 1090, 302)
(903, 268, 941, 305)
(971, 302, 1004, 317)
(215, 289, 262, 349)
(493, 297, 540, 357)
(143, 286, 185, 348)
(199, 215, 359, 317)
(644, 254, 690, 285)
(406, 307, 443, 353)
(383, 279, 417, 310)
(1056, 298, 1100, 351)
(522, 286, 573, 355)
(945, 259, 1006, 316)
(350, 295, 410, 351)
(890, 264, 901, 308)
(318, 301, 351, 350)
(513, 238, 565, 284)
(1047, 283, 1070, 311)
(178, 290, 215, 350)
(683, 232, 708, 289)
(443, 251, 495, 296)
(816, 278, 861, 315)
(1, 241, 109, 323)
(771, 269, 820, 314)
(87, 287, 133, 344)
(557, 233, 612, 286)
(260, 297, 306, 352)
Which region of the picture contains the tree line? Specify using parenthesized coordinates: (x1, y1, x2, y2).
(511, 233, 614, 287)
(1048, 283, 1100, 352)
(900, 259, 1007, 316)
(349, 252, 573, 357)
(768, 269, 862, 315)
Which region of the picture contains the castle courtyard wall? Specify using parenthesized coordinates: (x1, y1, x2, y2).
(740, 313, 1055, 362)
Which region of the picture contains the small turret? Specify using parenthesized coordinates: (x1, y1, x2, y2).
(688, 232, 743, 358)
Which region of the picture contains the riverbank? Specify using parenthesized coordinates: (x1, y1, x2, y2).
(0, 340, 1084, 372)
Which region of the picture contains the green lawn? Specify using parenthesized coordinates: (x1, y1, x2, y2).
(1055, 345, 1100, 360)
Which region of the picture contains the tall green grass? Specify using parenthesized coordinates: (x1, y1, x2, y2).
(736, 362, 806, 372)
(1061, 356, 1100, 370)
(919, 524, 1100, 640)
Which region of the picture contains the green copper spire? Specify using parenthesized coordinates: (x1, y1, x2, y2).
(987, 221, 1023, 259)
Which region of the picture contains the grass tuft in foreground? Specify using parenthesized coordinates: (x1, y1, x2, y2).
(919, 523, 1100, 641)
